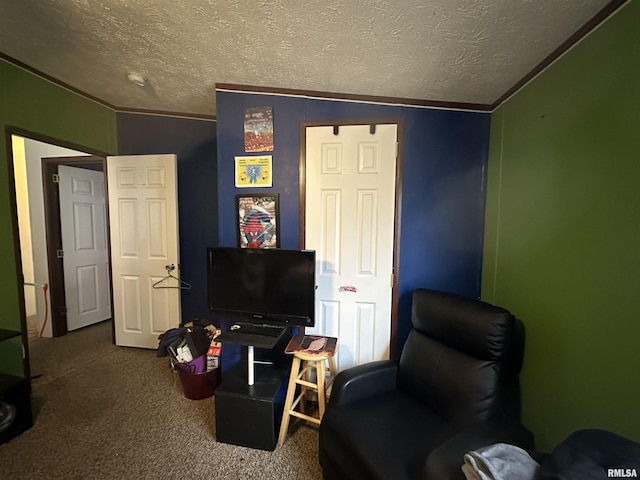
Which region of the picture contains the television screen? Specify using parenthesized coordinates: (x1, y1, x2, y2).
(207, 247, 316, 327)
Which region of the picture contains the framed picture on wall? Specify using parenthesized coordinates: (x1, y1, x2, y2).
(235, 155, 272, 188)
(236, 194, 279, 248)
(244, 106, 274, 152)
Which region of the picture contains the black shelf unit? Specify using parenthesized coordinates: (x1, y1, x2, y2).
(0, 328, 22, 342)
(215, 360, 290, 451)
(0, 328, 33, 444)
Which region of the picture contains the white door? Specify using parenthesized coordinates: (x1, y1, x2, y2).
(305, 124, 397, 371)
(59, 165, 111, 331)
(107, 154, 181, 349)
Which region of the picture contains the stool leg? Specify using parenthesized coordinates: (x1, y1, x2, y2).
(328, 356, 337, 380)
(299, 360, 307, 415)
(316, 359, 327, 420)
(326, 357, 338, 398)
(278, 356, 301, 446)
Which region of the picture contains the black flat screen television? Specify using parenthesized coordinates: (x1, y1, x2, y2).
(207, 247, 316, 327)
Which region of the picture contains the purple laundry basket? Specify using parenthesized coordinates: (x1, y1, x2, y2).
(175, 355, 220, 400)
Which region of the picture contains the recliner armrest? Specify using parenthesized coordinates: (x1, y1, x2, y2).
(422, 421, 535, 480)
(327, 359, 398, 408)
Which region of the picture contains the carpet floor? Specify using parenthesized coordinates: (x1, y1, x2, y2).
(0, 321, 323, 480)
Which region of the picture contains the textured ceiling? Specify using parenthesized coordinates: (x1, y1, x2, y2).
(0, 0, 617, 117)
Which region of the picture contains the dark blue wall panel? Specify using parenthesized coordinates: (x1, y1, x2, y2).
(216, 94, 305, 248)
(216, 91, 490, 353)
(116, 113, 218, 324)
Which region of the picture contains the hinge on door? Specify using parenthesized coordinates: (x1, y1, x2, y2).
(57, 249, 64, 258)
(395, 142, 399, 159)
(390, 273, 394, 288)
(61, 306, 67, 315)
(53, 173, 60, 183)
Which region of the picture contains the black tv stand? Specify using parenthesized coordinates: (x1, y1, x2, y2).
(247, 345, 269, 385)
(214, 329, 293, 450)
(216, 322, 290, 385)
(215, 360, 290, 450)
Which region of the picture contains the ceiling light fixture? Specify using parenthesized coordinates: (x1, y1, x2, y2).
(127, 71, 146, 87)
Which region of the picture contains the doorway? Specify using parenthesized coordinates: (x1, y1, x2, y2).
(11, 133, 110, 341)
(42, 157, 110, 337)
(300, 120, 403, 371)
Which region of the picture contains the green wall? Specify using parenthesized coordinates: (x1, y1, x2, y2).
(483, 1, 640, 451)
(0, 59, 117, 375)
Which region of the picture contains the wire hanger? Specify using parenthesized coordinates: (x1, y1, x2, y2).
(152, 264, 191, 290)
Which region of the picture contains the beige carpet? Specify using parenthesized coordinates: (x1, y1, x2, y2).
(26, 315, 38, 340)
(0, 321, 323, 480)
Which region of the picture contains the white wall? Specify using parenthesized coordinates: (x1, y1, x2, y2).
(19, 137, 87, 337)
(12, 136, 37, 317)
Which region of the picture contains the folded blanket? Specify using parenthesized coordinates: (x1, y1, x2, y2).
(462, 443, 540, 480)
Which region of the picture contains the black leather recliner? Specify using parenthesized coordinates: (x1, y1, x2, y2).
(319, 288, 534, 480)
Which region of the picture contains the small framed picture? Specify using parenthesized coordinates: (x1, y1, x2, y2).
(235, 155, 272, 188)
(244, 106, 274, 152)
(236, 194, 279, 248)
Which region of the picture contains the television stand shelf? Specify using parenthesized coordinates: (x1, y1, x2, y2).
(215, 360, 291, 451)
(216, 323, 290, 385)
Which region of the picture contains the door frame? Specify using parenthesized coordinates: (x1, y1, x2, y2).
(299, 118, 404, 359)
(6, 126, 112, 343)
(42, 156, 109, 336)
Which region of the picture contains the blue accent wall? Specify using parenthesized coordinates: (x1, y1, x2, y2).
(216, 91, 490, 353)
(116, 113, 218, 324)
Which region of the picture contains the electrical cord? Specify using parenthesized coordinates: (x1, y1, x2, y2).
(23, 282, 49, 337)
(39, 284, 49, 337)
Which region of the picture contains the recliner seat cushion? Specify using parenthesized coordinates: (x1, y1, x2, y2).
(321, 389, 456, 480)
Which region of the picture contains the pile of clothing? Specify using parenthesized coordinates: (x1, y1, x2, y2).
(157, 318, 221, 375)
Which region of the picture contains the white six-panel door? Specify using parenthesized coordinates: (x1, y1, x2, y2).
(59, 165, 111, 331)
(305, 124, 397, 371)
(107, 154, 180, 348)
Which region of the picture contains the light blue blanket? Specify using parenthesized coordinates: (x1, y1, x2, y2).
(462, 443, 540, 480)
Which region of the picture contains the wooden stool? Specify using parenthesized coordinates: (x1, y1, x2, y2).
(278, 336, 337, 446)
